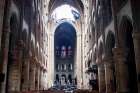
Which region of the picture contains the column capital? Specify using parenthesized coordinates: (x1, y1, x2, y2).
(113, 47, 126, 56)
(103, 56, 113, 65)
(113, 47, 127, 64)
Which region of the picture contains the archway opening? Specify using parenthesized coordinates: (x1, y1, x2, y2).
(54, 22, 76, 86)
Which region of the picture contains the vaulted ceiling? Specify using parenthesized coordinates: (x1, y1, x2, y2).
(48, 0, 84, 14)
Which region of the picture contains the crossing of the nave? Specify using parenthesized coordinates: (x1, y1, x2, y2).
(0, 0, 140, 93)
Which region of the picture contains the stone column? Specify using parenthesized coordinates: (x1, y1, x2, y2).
(113, 47, 129, 93)
(29, 62, 36, 90)
(104, 56, 115, 93)
(0, 1, 11, 93)
(17, 40, 24, 91)
(7, 41, 23, 92)
(133, 31, 140, 92)
(39, 68, 41, 90)
(41, 69, 44, 90)
(0, 26, 10, 93)
(21, 58, 30, 91)
(35, 65, 39, 90)
(26, 58, 30, 91)
(47, 33, 54, 87)
(39, 68, 43, 90)
(37, 67, 40, 90)
(98, 62, 106, 93)
(75, 33, 82, 88)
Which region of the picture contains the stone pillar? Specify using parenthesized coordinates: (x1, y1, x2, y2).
(0, 27, 10, 93)
(0, 1, 11, 93)
(29, 62, 36, 90)
(113, 47, 129, 93)
(104, 56, 115, 93)
(39, 68, 41, 90)
(75, 33, 82, 88)
(37, 67, 40, 90)
(41, 68, 44, 90)
(5, 40, 23, 92)
(133, 31, 140, 92)
(39, 68, 43, 90)
(35, 66, 39, 90)
(47, 33, 54, 87)
(7, 55, 21, 92)
(98, 62, 106, 93)
(21, 58, 30, 91)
